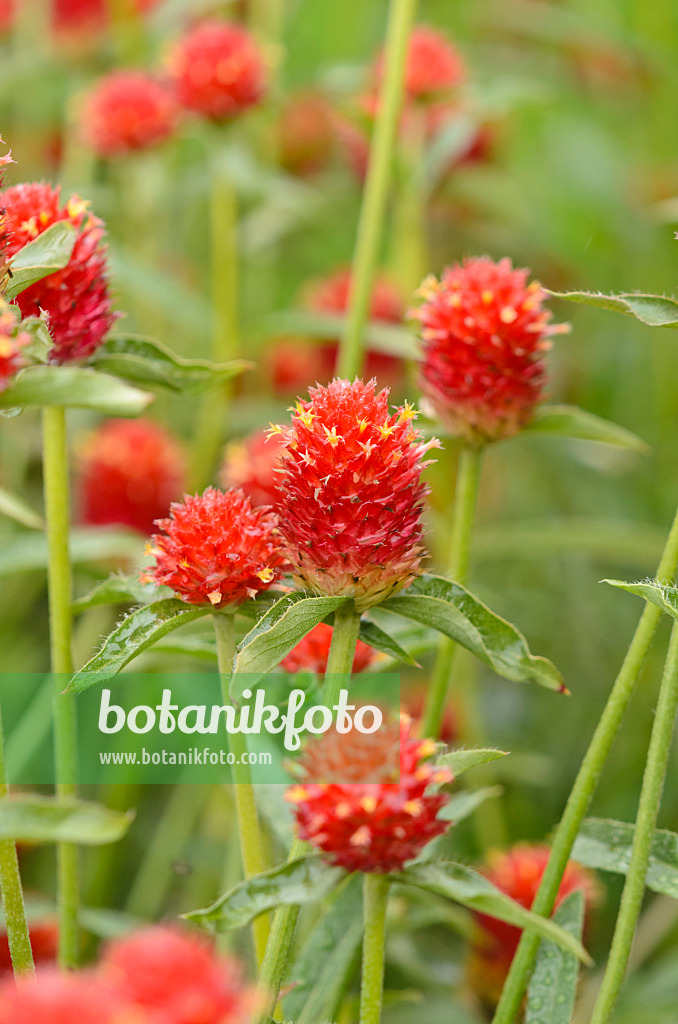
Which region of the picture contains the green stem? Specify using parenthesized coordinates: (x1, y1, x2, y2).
(42, 406, 79, 968)
(359, 874, 391, 1024)
(0, 705, 33, 976)
(189, 154, 240, 491)
(213, 612, 269, 965)
(590, 622, 678, 1024)
(337, 0, 418, 379)
(491, 500, 678, 1024)
(421, 444, 483, 739)
(323, 601, 362, 709)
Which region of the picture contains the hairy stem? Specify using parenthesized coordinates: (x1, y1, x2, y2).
(0, 705, 33, 976)
(323, 601, 362, 709)
(359, 874, 391, 1024)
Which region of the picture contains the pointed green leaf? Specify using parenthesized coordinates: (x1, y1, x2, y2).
(66, 599, 210, 692)
(572, 818, 678, 898)
(6, 221, 77, 299)
(231, 593, 350, 698)
(396, 862, 591, 964)
(604, 578, 678, 622)
(437, 747, 509, 777)
(0, 367, 153, 415)
(284, 874, 363, 1024)
(548, 289, 678, 327)
(184, 854, 344, 933)
(89, 335, 252, 393)
(0, 486, 44, 530)
(381, 575, 565, 693)
(525, 405, 649, 453)
(525, 890, 585, 1024)
(72, 574, 170, 614)
(0, 795, 133, 845)
(358, 619, 418, 666)
(437, 786, 504, 824)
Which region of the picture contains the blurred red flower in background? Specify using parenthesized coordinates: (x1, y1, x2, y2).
(374, 25, 466, 103)
(0, 920, 58, 973)
(220, 429, 284, 507)
(80, 71, 179, 158)
(0, 0, 160, 38)
(281, 622, 378, 674)
(278, 91, 337, 177)
(0, 969, 134, 1024)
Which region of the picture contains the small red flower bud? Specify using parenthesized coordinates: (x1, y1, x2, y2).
(0, 970, 133, 1024)
(412, 256, 569, 444)
(281, 622, 378, 674)
(78, 418, 186, 535)
(0, 301, 29, 393)
(275, 379, 438, 610)
(148, 486, 286, 608)
(2, 182, 116, 363)
(168, 20, 266, 121)
(80, 71, 179, 158)
(287, 715, 452, 873)
(220, 429, 284, 507)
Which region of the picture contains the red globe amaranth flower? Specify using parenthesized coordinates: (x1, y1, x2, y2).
(467, 844, 599, 1010)
(0, 920, 58, 973)
(2, 183, 115, 363)
(100, 926, 256, 1024)
(412, 257, 569, 444)
(0, 302, 29, 393)
(374, 25, 465, 103)
(168, 20, 266, 121)
(268, 337, 329, 397)
(278, 91, 336, 177)
(78, 419, 186, 535)
(275, 379, 438, 610)
(281, 622, 378, 674)
(287, 715, 452, 873)
(80, 71, 179, 158)
(220, 429, 284, 507)
(148, 486, 286, 608)
(0, 970, 134, 1024)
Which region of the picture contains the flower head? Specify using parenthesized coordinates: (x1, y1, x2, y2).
(148, 486, 286, 608)
(467, 844, 598, 1010)
(374, 25, 465, 103)
(220, 429, 284, 507)
(0, 970, 134, 1024)
(78, 419, 186, 535)
(100, 926, 255, 1024)
(168, 20, 266, 121)
(412, 256, 568, 444)
(281, 622, 378, 674)
(2, 182, 115, 363)
(0, 300, 29, 393)
(80, 71, 179, 158)
(275, 379, 438, 611)
(287, 715, 452, 873)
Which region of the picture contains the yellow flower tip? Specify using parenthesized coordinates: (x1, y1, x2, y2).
(378, 423, 395, 439)
(335, 802, 351, 819)
(207, 589, 222, 605)
(356, 417, 369, 433)
(349, 825, 372, 847)
(360, 796, 377, 814)
(66, 196, 88, 220)
(323, 425, 341, 447)
(398, 401, 417, 423)
(418, 738, 437, 758)
(144, 542, 161, 557)
(403, 799, 423, 817)
(257, 567, 275, 583)
(286, 785, 308, 804)
(482, 289, 494, 305)
(499, 306, 518, 324)
(266, 422, 284, 439)
(432, 768, 452, 784)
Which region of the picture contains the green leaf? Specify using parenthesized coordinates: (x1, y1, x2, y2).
(72, 574, 170, 614)
(358, 619, 419, 666)
(604, 579, 678, 622)
(89, 335, 252, 393)
(284, 874, 363, 1024)
(525, 405, 649, 453)
(6, 221, 77, 299)
(66, 600, 210, 692)
(0, 486, 44, 530)
(0, 367, 153, 415)
(381, 575, 565, 693)
(548, 289, 678, 328)
(0, 795, 133, 845)
(396, 862, 591, 964)
(184, 854, 344, 933)
(437, 786, 504, 824)
(525, 890, 585, 1024)
(20, 316, 52, 363)
(0, 527, 143, 578)
(572, 818, 678, 898)
(437, 747, 509, 777)
(150, 635, 218, 662)
(231, 593, 350, 697)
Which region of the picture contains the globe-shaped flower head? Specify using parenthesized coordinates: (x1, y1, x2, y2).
(80, 71, 179, 158)
(274, 378, 439, 611)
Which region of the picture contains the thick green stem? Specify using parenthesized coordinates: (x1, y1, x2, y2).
(0, 706, 33, 976)
(323, 601, 362, 709)
(359, 874, 390, 1024)
(213, 612, 269, 965)
(337, 0, 418, 379)
(422, 444, 483, 739)
(42, 406, 79, 968)
(590, 623, 678, 1024)
(491, 500, 678, 1024)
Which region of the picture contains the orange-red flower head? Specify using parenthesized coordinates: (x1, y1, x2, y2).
(100, 926, 256, 1024)
(287, 715, 452, 873)
(148, 486, 286, 609)
(275, 379, 438, 610)
(168, 20, 266, 122)
(2, 182, 115, 363)
(80, 71, 179, 158)
(412, 256, 568, 444)
(0, 300, 29, 393)
(281, 622, 378, 674)
(78, 418, 186, 535)
(220, 429, 284, 507)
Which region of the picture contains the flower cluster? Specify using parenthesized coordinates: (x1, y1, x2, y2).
(287, 715, 452, 873)
(274, 378, 438, 610)
(220, 429, 285, 507)
(281, 622, 378, 674)
(78, 418, 186, 535)
(2, 182, 115, 363)
(147, 486, 286, 608)
(80, 71, 179, 157)
(0, 300, 29, 393)
(413, 256, 569, 444)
